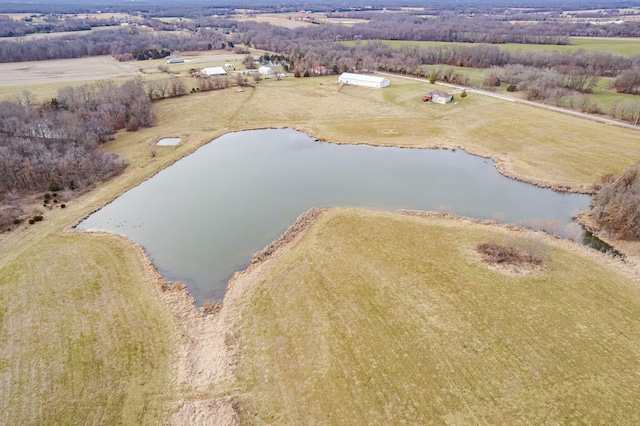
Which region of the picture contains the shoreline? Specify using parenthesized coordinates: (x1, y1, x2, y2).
(92, 208, 331, 424)
(291, 124, 597, 194)
(70, 126, 633, 422)
(111, 204, 639, 423)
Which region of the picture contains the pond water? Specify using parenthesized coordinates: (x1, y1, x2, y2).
(79, 128, 591, 303)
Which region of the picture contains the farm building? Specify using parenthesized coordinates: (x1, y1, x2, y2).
(259, 66, 275, 75)
(202, 67, 228, 76)
(423, 91, 453, 104)
(166, 56, 184, 64)
(313, 66, 327, 75)
(338, 73, 390, 88)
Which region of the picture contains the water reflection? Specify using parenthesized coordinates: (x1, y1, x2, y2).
(582, 230, 623, 257)
(79, 128, 592, 302)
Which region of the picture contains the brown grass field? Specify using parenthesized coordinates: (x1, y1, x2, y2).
(231, 208, 640, 424)
(2, 56, 640, 424)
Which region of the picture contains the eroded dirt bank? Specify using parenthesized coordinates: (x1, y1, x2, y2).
(118, 208, 326, 424)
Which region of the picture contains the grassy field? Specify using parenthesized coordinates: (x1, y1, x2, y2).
(352, 37, 640, 56)
(0, 197, 181, 424)
(2, 61, 640, 424)
(416, 65, 640, 115)
(233, 208, 640, 424)
(110, 74, 640, 189)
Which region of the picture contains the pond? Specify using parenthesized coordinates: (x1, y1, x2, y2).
(79, 128, 591, 303)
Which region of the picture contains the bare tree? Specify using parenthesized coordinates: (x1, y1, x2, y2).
(169, 77, 187, 97)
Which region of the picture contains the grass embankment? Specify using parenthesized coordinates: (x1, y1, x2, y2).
(232, 208, 640, 424)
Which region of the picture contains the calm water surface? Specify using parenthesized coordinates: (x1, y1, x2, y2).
(79, 129, 591, 302)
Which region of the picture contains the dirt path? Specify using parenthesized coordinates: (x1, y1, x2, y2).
(375, 71, 640, 131)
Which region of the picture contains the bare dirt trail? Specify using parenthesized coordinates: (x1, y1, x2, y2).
(375, 71, 640, 131)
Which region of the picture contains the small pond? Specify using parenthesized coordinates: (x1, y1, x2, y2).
(79, 128, 591, 302)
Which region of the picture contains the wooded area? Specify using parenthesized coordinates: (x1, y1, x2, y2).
(0, 80, 153, 202)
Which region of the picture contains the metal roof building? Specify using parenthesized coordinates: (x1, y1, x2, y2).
(202, 67, 228, 76)
(338, 73, 390, 88)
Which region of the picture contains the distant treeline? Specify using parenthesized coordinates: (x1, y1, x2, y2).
(0, 14, 120, 37)
(0, 80, 153, 195)
(0, 25, 228, 63)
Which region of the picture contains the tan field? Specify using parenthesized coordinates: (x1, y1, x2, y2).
(2, 56, 640, 424)
(230, 208, 640, 424)
(0, 56, 139, 93)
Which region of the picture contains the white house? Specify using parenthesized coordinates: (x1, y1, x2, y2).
(202, 67, 228, 76)
(338, 73, 390, 88)
(259, 66, 275, 75)
(423, 91, 453, 104)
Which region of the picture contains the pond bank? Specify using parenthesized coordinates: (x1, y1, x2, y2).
(125, 206, 639, 423)
(293, 124, 597, 195)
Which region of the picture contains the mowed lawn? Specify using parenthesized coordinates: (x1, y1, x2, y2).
(233, 209, 640, 425)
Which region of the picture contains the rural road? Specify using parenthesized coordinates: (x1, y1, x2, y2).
(375, 71, 640, 131)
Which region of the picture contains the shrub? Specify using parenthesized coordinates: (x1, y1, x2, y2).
(60, 204, 66, 208)
(589, 164, 640, 240)
(44, 193, 51, 200)
(477, 240, 544, 266)
(506, 84, 516, 92)
(33, 215, 43, 222)
(28, 219, 35, 225)
(13, 218, 21, 225)
(48, 179, 60, 192)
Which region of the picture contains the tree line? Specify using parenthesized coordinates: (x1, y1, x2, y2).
(0, 14, 120, 38)
(0, 26, 229, 63)
(0, 79, 153, 198)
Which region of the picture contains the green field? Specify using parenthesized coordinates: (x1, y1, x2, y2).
(2, 60, 640, 423)
(349, 37, 640, 56)
(233, 208, 640, 424)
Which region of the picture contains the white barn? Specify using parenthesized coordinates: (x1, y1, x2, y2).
(259, 66, 275, 75)
(202, 67, 228, 76)
(338, 73, 390, 88)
